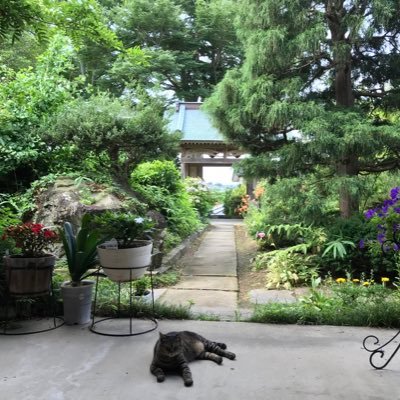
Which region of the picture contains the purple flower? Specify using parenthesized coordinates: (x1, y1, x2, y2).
(394, 243, 400, 251)
(377, 233, 386, 244)
(364, 209, 375, 219)
(359, 239, 365, 249)
(390, 187, 400, 200)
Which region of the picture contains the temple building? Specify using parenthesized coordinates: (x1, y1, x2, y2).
(168, 101, 246, 180)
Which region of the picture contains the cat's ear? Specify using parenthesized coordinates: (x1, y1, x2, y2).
(159, 332, 164, 339)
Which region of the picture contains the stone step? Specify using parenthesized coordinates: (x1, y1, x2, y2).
(159, 289, 237, 312)
(182, 264, 237, 276)
(173, 276, 238, 291)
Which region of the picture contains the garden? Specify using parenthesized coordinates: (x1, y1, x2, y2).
(2, 0, 400, 330)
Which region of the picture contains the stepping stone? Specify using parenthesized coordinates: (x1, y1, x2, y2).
(159, 289, 237, 311)
(188, 254, 237, 265)
(248, 289, 298, 304)
(173, 276, 238, 291)
(183, 264, 237, 276)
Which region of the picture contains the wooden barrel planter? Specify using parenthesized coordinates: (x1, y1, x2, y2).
(3, 255, 55, 296)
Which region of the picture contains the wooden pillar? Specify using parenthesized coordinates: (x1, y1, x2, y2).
(187, 164, 203, 178)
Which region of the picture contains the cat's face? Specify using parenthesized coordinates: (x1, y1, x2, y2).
(159, 333, 182, 356)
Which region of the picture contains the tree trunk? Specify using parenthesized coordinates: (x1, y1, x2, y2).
(326, 0, 358, 217)
(337, 157, 359, 218)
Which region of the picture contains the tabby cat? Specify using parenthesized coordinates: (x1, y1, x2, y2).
(150, 330, 236, 386)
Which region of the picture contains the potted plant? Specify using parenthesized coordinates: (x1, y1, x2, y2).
(1, 222, 58, 295)
(134, 277, 152, 303)
(60, 214, 105, 325)
(95, 211, 154, 282)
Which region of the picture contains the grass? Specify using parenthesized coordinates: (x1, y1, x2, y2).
(249, 281, 400, 328)
(50, 263, 400, 327)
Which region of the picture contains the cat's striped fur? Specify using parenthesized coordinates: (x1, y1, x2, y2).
(150, 330, 236, 386)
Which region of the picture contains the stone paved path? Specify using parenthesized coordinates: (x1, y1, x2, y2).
(158, 220, 242, 319)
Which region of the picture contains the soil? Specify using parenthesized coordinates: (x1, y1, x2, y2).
(234, 224, 265, 308)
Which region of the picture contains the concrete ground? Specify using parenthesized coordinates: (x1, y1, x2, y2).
(2, 320, 400, 400)
(3, 222, 400, 399)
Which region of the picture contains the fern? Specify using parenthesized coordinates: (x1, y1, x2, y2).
(322, 238, 356, 259)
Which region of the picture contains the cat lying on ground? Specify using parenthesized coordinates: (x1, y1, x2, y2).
(150, 330, 236, 386)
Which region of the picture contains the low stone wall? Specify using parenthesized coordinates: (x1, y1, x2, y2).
(154, 224, 209, 274)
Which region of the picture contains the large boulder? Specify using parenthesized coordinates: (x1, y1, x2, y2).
(33, 177, 124, 228)
(32, 177, 166, 268)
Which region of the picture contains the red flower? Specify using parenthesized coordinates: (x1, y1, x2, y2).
(1, 222, 58, 257)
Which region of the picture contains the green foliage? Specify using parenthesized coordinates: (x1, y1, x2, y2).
(0, 0, 47, 43)
(60, 215, 106, 285)
(131, 160, 202, 239)
(111, 0, 241, 100)
(45, 93, 180, 186)
(131, 160, 183, 194)
(86, 277, 193, 319)
(0, 35, 77, 181)
(322, 237, 356, 259)
(184, 178, 216, 221)
(251, 281, 400, 328)
(93, 211, 154, 248)
(253, 251, 319, 290)
(132, 272, 179, 294)
(245, 178, 337, 228)
(205, 0, 400, 218)
(163, 229, 181, 252)
(223, 184, 246, 217)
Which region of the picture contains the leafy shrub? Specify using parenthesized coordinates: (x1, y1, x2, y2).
(223, 184, 246, 217)
(251, 221, 327, 253)
(250, 280, 400, 328)
(93, 211, 154, 247)
(253, 251, 320, 289)
(131, 160, 202, 239)
(45, 94, 180, 185)
(184, 177, 216, 220)
(163, 229, 181, 252)
(250, 177, 336, 226)
(131, 160, 183, 194)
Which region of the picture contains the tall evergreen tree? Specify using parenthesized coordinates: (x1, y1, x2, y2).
(111, 0, 242, 100)
(206, 0, 400, 218)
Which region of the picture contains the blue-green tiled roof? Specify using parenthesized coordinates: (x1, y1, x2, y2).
(168, 102, 224, 142)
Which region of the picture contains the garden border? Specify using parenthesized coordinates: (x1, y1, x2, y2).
(153, 224, 210, 274)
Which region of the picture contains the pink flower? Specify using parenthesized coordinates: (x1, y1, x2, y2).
(257, 232, 266, 239)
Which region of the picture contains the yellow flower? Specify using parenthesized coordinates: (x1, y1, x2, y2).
(336, 278, 346, 283)
(352, 279, 360, 283)
(362, 281, 370, 286)
(381, 277, 390, 282)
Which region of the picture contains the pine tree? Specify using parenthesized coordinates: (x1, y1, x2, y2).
(206, 0, 400, 218)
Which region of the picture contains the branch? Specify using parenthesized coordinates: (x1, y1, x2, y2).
(359, 158, 400, 173)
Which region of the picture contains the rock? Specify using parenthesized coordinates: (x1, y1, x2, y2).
(31, 177, 166, 265)
(32, 177, 125, 228)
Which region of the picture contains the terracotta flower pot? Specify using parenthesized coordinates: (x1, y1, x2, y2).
(3, 254, 55, 296)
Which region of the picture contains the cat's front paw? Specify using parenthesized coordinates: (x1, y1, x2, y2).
(157, 375, 165, 383)
(184, 379, 193, 387)
(226, 351, 236, 360)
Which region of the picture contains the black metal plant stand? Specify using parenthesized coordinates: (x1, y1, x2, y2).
(0, 266, 64, 335)
(363, 331, 400, 369)
(363, 236, 400, 369)
(89, 265, 158, 337)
